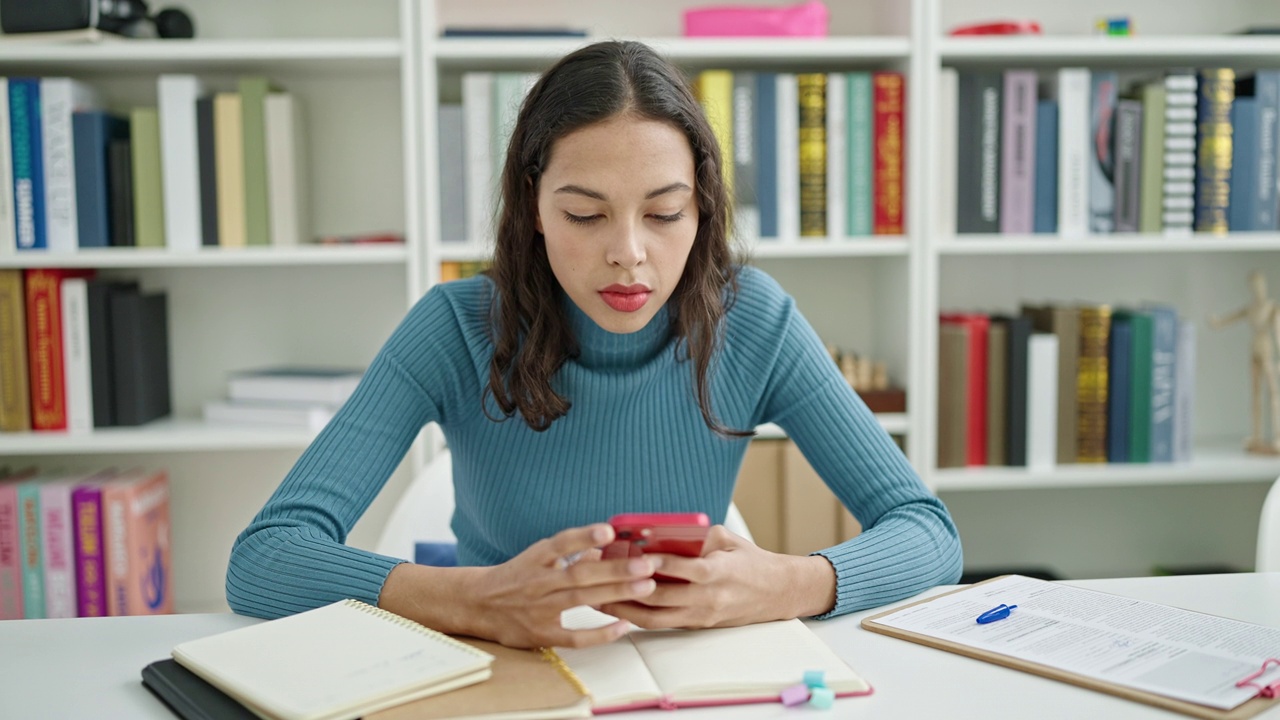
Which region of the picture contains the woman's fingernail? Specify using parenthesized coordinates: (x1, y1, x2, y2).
(632, 579, 656, 594)
(592, 525, 611, 544)
(628, 558, 652, 575)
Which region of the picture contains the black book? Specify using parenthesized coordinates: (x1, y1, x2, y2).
(142, 658, 257, 720)
(108, 135, 135, 246)
(196, 95, 219, 246)
(1001, 314, 1033, 466)
(85, 279, 138, 427)
(957, 72, 1003, 233)
(111, 288, 172, 426)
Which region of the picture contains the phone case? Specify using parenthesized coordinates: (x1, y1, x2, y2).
(602, 513, 710, 581)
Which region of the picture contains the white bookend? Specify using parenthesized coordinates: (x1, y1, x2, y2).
(462, 72, 493, 249)
(40, 77, 101, 253)
(1055, 68, 1090, 238)
(776, 73, 799, 242)
(0, 78, 15, 254)
(264, 93, 309, 246)
(825, 72, 847, 241)
(936, 67, 958, 238)
(158, 74, 205, 252)
(1026, 333, 1059, 470)
(1173, 320, 1195, 462)
(60, 277, 92, 433)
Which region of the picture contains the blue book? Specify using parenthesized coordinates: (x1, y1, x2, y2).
(1229, 97, 1260, 231)
(1257, 71, 1280, 231)
(1033, 100, 1059, 233)
(1088, 72, 1119, 233)
(754, 72, 778, 239)
(9, 78, 45, 250)
(73, 111, 129, 248)
(1236, 71, 1280, 231)
(1145, 304, 1178, 463)
(1106, 316, 1132, 462)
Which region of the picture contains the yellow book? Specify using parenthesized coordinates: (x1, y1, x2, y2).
(0, 268, 29, 431)
(214, 93, 247, 248)
(797, 73, 827, 238)
(1076, 304, 1112, 463)
(696, 69, 734, 195)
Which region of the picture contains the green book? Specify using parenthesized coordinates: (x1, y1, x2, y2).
(1121, 310, 1154, 462)
(130, 107, 165, 248)
(846, 72, 873, 236)
(16, 482, 43, 619)
(239, 77, 276, 246)
(1138, 82, 1165, 233)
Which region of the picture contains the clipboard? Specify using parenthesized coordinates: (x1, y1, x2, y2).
(860, 576, 1280, 720)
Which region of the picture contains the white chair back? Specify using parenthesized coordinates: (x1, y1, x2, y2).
(1258, 476, 1280, 572)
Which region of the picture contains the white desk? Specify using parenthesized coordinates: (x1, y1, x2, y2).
(3, 574, 1279, 719)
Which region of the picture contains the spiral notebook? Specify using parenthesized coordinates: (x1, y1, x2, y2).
(170, 599, 494, 720)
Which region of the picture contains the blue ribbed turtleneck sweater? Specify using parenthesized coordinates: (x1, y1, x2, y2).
(226, 266, 962, 620)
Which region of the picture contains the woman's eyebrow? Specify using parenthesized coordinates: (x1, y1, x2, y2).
(553, 181, 693, 201)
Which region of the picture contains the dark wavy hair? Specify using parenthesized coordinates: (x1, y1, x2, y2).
(485, 39, 745, 437)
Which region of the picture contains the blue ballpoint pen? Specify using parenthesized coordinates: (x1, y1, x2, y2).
(976, 604, 1017, 624)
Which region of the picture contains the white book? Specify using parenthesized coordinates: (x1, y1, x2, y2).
(264, 93, 309, 246)
(1026, 333, 1059, 470)
(60, 277, 92, 433)
(936, 67, 959, 238)
(204, 400, 336, 433)
(1055, 68, 1090, 238)
(776, 73, 799, 242)
(0, 78, 15, 254)
(462, 72, 493, 249)
(38, 480, 77, 618)
(825, 72, 846, 240)
(40, 77, 101, 253)
(1173, 320, 1195, 462)
(158, 74, 205, 252)
(227, 367, 364, 406)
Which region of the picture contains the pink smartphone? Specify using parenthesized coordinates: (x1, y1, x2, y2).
(601, 513, 710, 582)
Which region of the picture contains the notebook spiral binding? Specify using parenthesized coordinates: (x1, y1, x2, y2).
(340, 599, 492, 660)
(539, 647, 592, 698)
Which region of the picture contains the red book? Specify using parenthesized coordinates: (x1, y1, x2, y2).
(872, 71, 905, 235)
(24, 268, 92, 431)
(941, 313, 989, 465)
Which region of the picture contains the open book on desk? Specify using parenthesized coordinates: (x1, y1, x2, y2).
(555, 606, 872, 713)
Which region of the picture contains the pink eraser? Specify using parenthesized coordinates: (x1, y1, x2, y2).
(780, 683, 811, 706)
(683, 1, 829, 38)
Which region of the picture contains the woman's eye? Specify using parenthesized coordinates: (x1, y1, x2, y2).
(563, 212, 600, 225)
(651, 212, 685, 224)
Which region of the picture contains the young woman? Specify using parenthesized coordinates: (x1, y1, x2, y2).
(227, 40, 961, 649)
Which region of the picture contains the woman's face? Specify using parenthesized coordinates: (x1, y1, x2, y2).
(536, 114, 699, 334)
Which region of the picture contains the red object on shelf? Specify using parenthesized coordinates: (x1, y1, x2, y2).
(949, 20, 1042, 36)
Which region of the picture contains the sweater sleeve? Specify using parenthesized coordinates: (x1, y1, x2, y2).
(757, 294, 963, 617)
(225, 286, 469, 619)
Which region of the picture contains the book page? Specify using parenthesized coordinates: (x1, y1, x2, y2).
(870, 575, 1280, 711)
(555, 606, 661, 708)
(629, 619, 869, 702)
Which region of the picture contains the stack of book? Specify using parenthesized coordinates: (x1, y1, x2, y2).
(202, 367, 364, 433)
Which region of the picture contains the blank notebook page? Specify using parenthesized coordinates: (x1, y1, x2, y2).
(172, 599, 493, 720)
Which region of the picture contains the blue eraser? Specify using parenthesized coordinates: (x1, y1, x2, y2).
(803, 669, 826, 688)
(809, 686, 835, 709)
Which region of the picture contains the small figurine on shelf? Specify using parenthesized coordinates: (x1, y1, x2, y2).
(1209, 271, 1280, 455)
(1094, 16, 1134, 35)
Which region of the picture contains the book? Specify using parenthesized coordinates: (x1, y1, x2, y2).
(775, 74, 799, 240)
(823, 71, 844, 239)
(72, 110, 129, 248)
(1055, 68, 1091, 237)
(111, 288, 172, 426)
(9, 78, 46, 250)
(957, 72, 1001, 233)
(1112, 99, 1143, 232)
(1023, 304, 1080, 463)
(101, 469, 172, 616)
(171, 599, 495, 720)
(108, 134, 135, 246)
(872, 71, 905, 235)
(213, 92, 247, 247)
(937, 321, 970, 469)
(71, 480, 109, 617)
(264, 92, 308, 246)
(847, 71, 874, 236)
(0, 474, 23, 619)
(61, 277, 93, 433)
(130, 107, 165, 248)
(0, 78, 15, 254)
(555, 606, 870, 712)
(753, 72, 778, 239)
(227, 367, 363, 406)
(1000, 70, 1037, 234)
(696, 69, 734, 200)
(1163, 70, 1198, 235)
(1138, 82, 1166, 233)
(25, 268, 94, 430)
(987, 318, 1009, 465)
(941, 313, 990, 466)
(203, 400, 336, 433)
(1075, 304, 1112, 463)
(1088, 71, 1118, 233)
(0, 269, 30, 431)
(38, 479, 77, 618)
(1032, 98, 1059, 233)
(239, 77, 278, 247)
(1026, 333, 1060, 470)
(1194, 69, 1235, 233)
(15, 479, 43, 617)
(797, 72, 826, 237)
(1107, 315, 1133, 463)
(196, 95, 219, 246)
(158, 74, 206, 251)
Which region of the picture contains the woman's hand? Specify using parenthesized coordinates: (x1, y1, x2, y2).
(595, 525, 837, 629)
(455, 523, 663, 648)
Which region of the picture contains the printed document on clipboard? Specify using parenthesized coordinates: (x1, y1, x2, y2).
(862, 575, 1280, 720)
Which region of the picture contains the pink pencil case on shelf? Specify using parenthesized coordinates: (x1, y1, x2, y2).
(682, 0, 829, 38)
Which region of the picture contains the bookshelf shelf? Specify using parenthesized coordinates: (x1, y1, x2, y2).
(939, 36, 1280, 66)
(935, 233, 1280, 255)
(0, 38, 404, 74)
(756, 413, 909, 440)
(751, 237, 909, 258)
(0, 418, 315, 455)
(929, 439, 1280, 492)
(0, 245, 410, 269)
(432, 36, 912, 69)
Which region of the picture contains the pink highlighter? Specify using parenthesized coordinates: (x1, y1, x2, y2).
(682, 0, 829, 38)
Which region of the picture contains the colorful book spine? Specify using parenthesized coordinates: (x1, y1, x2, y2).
(213, 92, 247, 247)
(103, 470, 173, 615)
(1000, 70, 1037, 234)
(40, 481, 77, 618)
(1173, 319, 1196, 462)
(9, 78, 45, 250)
(1138, 82, 1166, 233)
(1076, 305, 1112, 463)
(957, 73, 1001, 233)
(1088, 72, 1118, 233)
(25, 269, 71, 430)
(130, 107, 165, 248)
(1163, 70, 1198, 234)
(697, 69, 735, 197)
(1147, 305, 1178, 462)
(941, 313, 989, 466)
(1112, 99, 1143, 232)
(0, 481, 23, 619)
(986, 319, 1009, 465)
(754, 72, 778, 239)
(872, 72, 905, 235)
(1229, 97, 1261, 231)
(61, 277, 92, 433)
(1107, 315, 1133, 463)
(1127, 310, 1154, 462)
(1033, 99, 1059, 234)
(239, 77, 274, 246)
(1194, 69, 1235, 233)
(71, 483, 107, 617)
(797, 73, 827, 238)
(847, 72, 874, 236)
(732, 71, 759, 239)
(0, 268, 30, 431)
(16, 482, 43, 618)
